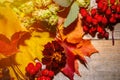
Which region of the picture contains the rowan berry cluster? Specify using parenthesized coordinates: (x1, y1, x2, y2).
(25, 62, 54, 80)
(80, 0, 120, 39)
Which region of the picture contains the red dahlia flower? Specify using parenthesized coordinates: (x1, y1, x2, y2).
(42, 41, 66, 74)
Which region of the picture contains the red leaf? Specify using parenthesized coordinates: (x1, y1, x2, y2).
(0, 34, 10, 43)
(0, 31, 31, 57)
(11, 31, 31, 47)
(0, 37, 18, 56)
(74, 59, 81, 76)
(61, 46, 75, 80)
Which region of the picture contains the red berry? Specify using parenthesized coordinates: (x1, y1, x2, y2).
(34, 66, 40, 73)
(89, 27, 97, 37)
(83, 25, 89, 33)
(115, 13, 119, 19)
(91, 8, 97, 16)
(28, 63, 34, 68)
(106, 8, 112, 16)
(80, 8, 88, 18)
(110, 16, 116, 23)
(41, 69, 49, 76)
(45, 77, 51, 80)
(101, 4, 108, 12)
(97, 26, 104, 34)
(37, 76, 48, 80)
(36, 62, 42, 70)
(86, 15, 92, 23)
(94, 14, 99, 19)
(25, 66, 30, 72)
(111, 4, 117, 11)
(26, 63, 35, 73)
(116, 5, 120, 13)
(96, 15, 103, 23)
(102, 17, 108, 25)
(104, 32, 109, 39)
(110, 0, 115, 5)
(92, 18, 98, 25)
(48, 70, 54, 77)
(29, 68, 36, 75)
(98, 1, 104, 9)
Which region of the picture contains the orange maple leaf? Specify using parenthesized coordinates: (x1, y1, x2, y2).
(75, 39, 98, 57)
(58, 14, 84, 44)
(57, 14, 98, 80)
(0, 31, 31, 58)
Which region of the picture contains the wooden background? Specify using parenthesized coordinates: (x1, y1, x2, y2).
(53, 23, 120, 80)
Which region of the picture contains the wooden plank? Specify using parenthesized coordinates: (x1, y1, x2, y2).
(54, 40, 120, 80)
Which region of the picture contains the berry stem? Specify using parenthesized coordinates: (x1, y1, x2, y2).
(112, 30, 115, 45)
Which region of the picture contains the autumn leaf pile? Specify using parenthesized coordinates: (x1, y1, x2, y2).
(0, 0, 119, 80)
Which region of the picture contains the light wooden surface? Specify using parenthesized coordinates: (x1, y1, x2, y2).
(53, 24, 120, 80)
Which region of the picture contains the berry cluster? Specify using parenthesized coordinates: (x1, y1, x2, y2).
(25, 62, 54, 80)
(80, 0, 120, 39)
(37, 69, 54, 80)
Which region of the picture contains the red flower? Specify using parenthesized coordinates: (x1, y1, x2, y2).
(42, 41, 66, 74)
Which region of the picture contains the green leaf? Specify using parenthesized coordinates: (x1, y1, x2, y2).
(53, 0, 73, 7)
(64, 1, 79, 28)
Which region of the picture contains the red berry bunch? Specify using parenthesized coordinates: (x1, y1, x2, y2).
(37, 69, 54, 80)
(80, 0, 120, 39)
(25, 62, 42, 80)
(26, 62, 42, 75)
(25, 62, 54, 80)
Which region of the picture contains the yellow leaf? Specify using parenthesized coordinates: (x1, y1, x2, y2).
(0, 5, 25, 38)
